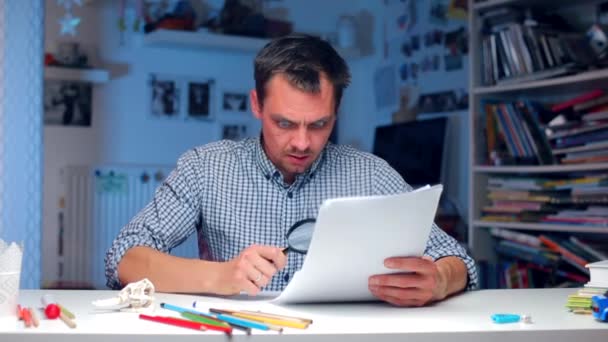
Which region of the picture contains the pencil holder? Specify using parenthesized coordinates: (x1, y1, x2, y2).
(0, 239, 23, 318)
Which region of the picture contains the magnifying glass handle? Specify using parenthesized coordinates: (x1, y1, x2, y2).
(281, 247, 289, 255)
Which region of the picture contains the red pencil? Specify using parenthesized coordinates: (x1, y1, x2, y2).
(16, 305, 23, 320)
(139, 314, 207, 331)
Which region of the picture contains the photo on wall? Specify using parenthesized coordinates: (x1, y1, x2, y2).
(221, 123, 249, 141)
(44, 80, 92, 126)
(187, 79, 214, 119)
(222, 91, 249, 113)
(149, 73, 181, 118)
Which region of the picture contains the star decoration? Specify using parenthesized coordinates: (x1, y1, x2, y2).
(59, 12, 81, 36)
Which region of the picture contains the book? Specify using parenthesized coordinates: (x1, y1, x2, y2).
(582, 110, 608, 122)
(573, 94, 608, 112)
(539, 235, 590, 274)
(570, 237, 608, 261)
(551, 89, 604, 112)
(585, 260, 608, 288)
(489, 227, 542, 247)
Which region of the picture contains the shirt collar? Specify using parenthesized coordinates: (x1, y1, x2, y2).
(253, 135, 327, 183)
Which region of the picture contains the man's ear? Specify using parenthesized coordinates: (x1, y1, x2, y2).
(250, 89, 262, 120)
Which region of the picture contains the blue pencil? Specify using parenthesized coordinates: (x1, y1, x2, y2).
(214, 313, 277, 332)
(160, 303, 251, 334)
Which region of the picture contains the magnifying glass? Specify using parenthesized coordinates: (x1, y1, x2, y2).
(282, 218, 316, 255)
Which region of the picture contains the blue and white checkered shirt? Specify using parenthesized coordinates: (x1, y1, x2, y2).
(105, 137, 478, 291)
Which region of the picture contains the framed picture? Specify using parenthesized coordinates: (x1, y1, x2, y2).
(149, 73, 181, 118)
(221, 123, 249, 141)
(222, 91, 249, 113)
(44, 80, 92, 126)
(187, 80, 214, 119)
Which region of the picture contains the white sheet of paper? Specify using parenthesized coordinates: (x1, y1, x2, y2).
(273, 184, 443, 304)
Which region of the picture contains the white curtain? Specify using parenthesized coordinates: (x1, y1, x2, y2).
(0, 0, 44, 289)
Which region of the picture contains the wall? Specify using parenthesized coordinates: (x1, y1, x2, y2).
(0, 0, 43, 289)
(338, 0, 470, 223)
(41, 0, 380, 286)
(42, 0, 470, 285)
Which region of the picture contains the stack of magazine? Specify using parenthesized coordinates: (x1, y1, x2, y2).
(479, 7, 595, 86)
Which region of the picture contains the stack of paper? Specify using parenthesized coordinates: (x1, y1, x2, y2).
(585, 260, 608, 288)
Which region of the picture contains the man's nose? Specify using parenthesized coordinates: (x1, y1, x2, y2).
(292, 127, 311, 152)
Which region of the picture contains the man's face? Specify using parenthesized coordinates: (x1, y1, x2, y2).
(250, 73, 336, 184)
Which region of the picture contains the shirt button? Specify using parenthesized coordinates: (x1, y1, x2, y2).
(283, 273, 290, 282)
(287, 192, 293, 198)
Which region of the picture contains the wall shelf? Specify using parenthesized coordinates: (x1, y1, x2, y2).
(472, 220, 608, 234)
(472, 0, 599, 12)
(142, 29, 363, 59)
(473, 163, 608, 174)
(472, 68, 608, 96)
(44, 66, 110, 83)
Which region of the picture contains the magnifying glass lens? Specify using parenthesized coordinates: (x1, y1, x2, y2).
(284, 219, 316, 255)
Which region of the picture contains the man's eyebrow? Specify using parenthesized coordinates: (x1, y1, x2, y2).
(269, 113, 292, 122)
(309, 116, 333, 123)
(269, 114, 333, 123)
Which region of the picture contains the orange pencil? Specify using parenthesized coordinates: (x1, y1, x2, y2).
(29, 308, 40, 327)
(22, 307, 33, 328)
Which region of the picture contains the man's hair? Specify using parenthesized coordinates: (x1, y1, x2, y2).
(254, 34, 351, 114)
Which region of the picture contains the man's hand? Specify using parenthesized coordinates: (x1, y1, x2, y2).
(368, 255, 467, 307)
(213, 245, 287, 296)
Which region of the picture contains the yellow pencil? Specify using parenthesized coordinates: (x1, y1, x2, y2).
(231, 312, 309, 329)
(59, 312, 77, 329)
(57, 304, 75, 319)
(240, 310, 313, 324)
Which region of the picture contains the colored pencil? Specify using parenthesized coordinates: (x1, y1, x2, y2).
(139, 314, 207, 331)
(214, 313, 282, 332)
(59, 312, 77, 329)
(161, 303, 229, 326)
(161, 302, 252, 334)
(16, 305, 23, 320)
(22, 307, 32, 328)
(57, 303, 75, 319)
(240, 310, 313, 324)
(210, 308, 308, 329)
(208, 307, 312, 324)
(29, 308, 40, 327)
(181, 312, 233, 334)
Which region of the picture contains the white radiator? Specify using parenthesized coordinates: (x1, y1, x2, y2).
(59, 165, 199, 289)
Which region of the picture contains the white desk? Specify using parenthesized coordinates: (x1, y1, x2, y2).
(1, 288, 606, 341)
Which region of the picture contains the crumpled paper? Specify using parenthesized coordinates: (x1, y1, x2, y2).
(0, 239, 23, 317)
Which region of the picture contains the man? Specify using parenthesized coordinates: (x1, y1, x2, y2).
(105, 35, 478, 307)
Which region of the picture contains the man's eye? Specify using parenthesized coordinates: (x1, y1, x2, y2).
(277, 120, 293, 129)
(311, 120, 327, 129)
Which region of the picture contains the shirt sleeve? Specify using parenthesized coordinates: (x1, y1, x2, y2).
(371, 159, 478, 290)
(104, 149, 204, 289)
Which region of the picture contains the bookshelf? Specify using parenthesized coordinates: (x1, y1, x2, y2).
(468, 0, 608, 288)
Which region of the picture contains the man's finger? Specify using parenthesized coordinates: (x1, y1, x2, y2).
(250, 254, 279, 279)
(254, 246, 287, 269)
(369, 284, 430, 306)
(242, 280, 261, 296)
(369, 273, 424, 288)
(384, 256, 435, 274)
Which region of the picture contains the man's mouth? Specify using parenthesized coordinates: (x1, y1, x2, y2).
(288, 154, 310, 163)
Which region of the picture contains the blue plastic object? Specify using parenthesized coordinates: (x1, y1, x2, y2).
(591, 295, 608, 322)
(491, 313, 521, 324)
